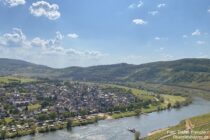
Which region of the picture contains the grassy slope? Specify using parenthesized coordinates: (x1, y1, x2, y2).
(144, 113, 210, 140)
(162, 95, 186, 105)
(104, 84, 154, 100)
(106, 84, 186, 105)
(105, 84, 186, 119)
(122, 81, 210, 100)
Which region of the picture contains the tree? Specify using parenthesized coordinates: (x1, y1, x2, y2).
(159, 97, 164, 103)
(135, 108, 142, 116)
(67, 119, 73, 130)
(45, 126, 49, 132)
(0, 130, 6, 140)
(174, 101, 181, 108)
(30, 124, 37, 135)
(49, 112, 57, 120)
(167, 103, 172, 109)
(93, 116, 99, 123)
(79, 109, 88, 116)
(156, 94, 161, 99)
(127, 89, 132, 94)
(37, 114, 49, 121)
(41, 101, 50, 108)
(25, 106, 28, 112)
(142, 100, 151, 108)
(157, 106, 161, 111)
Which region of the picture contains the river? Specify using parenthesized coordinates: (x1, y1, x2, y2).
(12, 97, 210, 140)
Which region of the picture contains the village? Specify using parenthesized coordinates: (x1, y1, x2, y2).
(0, 80, 141, 138)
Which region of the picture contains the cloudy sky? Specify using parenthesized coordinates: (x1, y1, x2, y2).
(0, 0, 210, 68)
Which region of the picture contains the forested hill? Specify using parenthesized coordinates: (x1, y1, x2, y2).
(1, 58, 210, 85)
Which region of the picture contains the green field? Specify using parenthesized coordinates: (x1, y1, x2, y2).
(105, 84, 186, 104)
(104, 84, 187, 119)
(4, 117, 13, 124)
(104, 84, 156, 100)
(0, 76, 35, 84)
(28, 103, 41, 111)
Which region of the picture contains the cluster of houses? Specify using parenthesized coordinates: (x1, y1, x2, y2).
(0, 80, 137, 133)
(54, 83, 136, 114)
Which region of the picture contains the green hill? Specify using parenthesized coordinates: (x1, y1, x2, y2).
(58, 58, 210, 91)
(1, 58, 210, 90)
(0, 58, 55, 77)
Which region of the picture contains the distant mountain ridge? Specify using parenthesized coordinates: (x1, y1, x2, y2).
(0, 58, 54, 77)
(1, 58, 210, 86)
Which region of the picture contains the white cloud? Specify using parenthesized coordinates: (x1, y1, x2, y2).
(154, 37, 161, 40)
(157, 3, 166, 8)
(3, 0, 25, 7)
(196, 41, 205, 45)
(163, 54, 173, 59)
(148, 11, 159, 16)
(31, 37, 48, 48)
(208, 8, 210, 13)
(137, 1, 143, 8)
(133, 18, 147, 25)
(192, 29, 201, 36)
(67, 33, 79, 39)
(128, 4, 135, 9)
(0, 28, 105, 67)
(0, 29, 64, 50)
(3, 28, 26, 42)
(56, 31, 64, 40)
(154, 36, 168, 41)
(128, 1, 143, 9)
(182, 35, 188, 38)
(0, 30, 86, 60)
(154, 47, 165, 53)
(29, 1, 60, 20)
(0, 28, 31, 48)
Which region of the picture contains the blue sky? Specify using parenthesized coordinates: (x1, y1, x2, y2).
(0, 0, 210, 68)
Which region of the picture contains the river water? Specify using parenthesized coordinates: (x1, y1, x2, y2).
(12, 97, 210, 140)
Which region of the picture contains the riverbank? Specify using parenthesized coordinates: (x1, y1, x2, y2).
(144, 112, 210, 140)
(0, 97, 189, 139)
(109, 95, 191, 119)
(147, 128, 169, 136)
(5, 97, 210, 140)
(0, 114, 107, 139)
